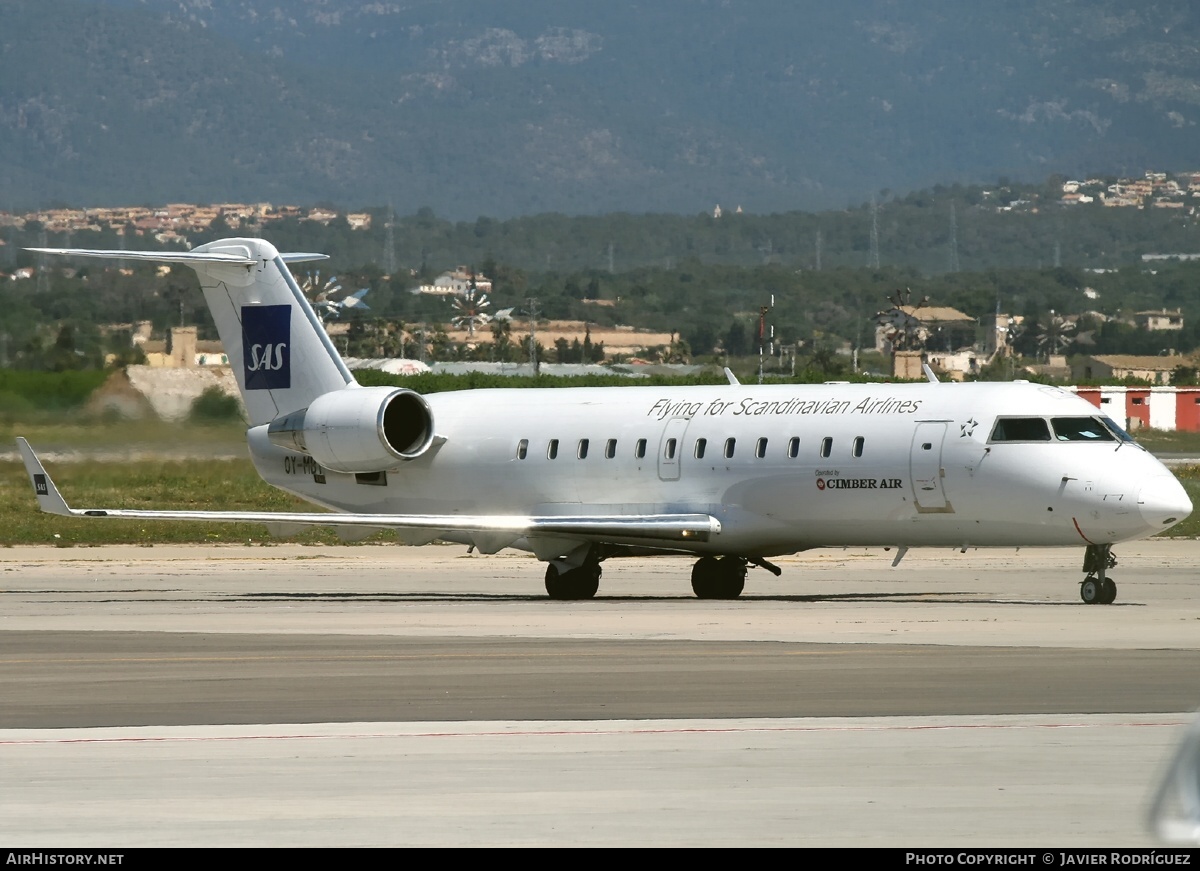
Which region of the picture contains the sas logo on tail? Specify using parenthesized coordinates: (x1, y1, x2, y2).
(242, 305, 291, 390)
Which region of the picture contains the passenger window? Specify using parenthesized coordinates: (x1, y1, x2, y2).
(852, 436, 864, 458)
(665, 438, 677, 460)
(787, 437, 800, 459)
(755, 437, 768, 459)
(695, 438, 707, 459)
(724, 438, 736, 458)
(547, 439, 559, 459)
(635, 438, 647, 459)
(578, 438, 589, 459)
(990, 418, 1051, 442)
(605, 439, 617, 459)
(820, 437, 832, 458)
(1050, 418, 1115, 442)
(516, 439, 528, 460)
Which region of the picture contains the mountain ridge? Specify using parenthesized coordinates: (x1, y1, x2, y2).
(2, 0, 1199, 218)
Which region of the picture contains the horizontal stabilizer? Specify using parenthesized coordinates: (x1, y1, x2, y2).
(27, 247, 256, 265)
(279, 253, 331, 264)
(27, 247, 328, 266)
(16, 438, 720, 545)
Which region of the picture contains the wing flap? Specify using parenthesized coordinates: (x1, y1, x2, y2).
(470, 532, 523, 554)
(16, 438, 720, 545)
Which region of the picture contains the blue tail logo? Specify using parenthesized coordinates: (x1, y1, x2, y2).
(242, 305, 291, 390)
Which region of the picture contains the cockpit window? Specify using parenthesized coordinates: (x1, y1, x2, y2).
(989, 417, 1051, 442)
(1050, 417, 1116, 442)
(1101, 416, 1138, 444)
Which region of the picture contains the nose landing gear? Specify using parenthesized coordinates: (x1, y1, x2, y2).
(1080, 544, 1118, 605)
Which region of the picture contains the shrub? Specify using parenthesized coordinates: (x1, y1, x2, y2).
(190, 387, 242, 423)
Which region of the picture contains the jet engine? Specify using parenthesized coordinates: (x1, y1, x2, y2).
(266, 386, 435, 473)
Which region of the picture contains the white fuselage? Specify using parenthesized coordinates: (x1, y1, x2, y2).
(248, 380, 1191, 557)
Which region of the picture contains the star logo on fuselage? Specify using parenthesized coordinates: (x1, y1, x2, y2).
(960, 418, 978, 438)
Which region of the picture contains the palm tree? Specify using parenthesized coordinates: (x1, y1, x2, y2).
(1036, 310, 1076, 360)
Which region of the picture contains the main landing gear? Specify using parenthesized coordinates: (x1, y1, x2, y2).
(1080, 544, 1118, 605)
(542, 552, 782, 601)
(545, 560, 601, 600)
(690, 556, 747, 599)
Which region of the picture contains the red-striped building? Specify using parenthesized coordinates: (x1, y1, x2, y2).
(1070, 386, 1200, 432)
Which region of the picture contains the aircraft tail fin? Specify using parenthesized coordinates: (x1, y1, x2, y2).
(29, 239, 354, 425)
(16, 437, 73, 516)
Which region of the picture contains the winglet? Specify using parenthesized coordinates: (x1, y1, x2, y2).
(922, 363, 939, 384)
(723, 367, 741, 386)
(15, 438, 75, 516)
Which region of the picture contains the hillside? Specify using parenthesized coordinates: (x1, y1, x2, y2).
(3, 1, 1200, 217)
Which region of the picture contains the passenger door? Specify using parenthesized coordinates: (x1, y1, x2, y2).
(658, 417, 691, 482)
(910, 422, 952, 512)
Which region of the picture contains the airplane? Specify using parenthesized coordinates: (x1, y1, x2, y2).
(16, 237, 1194, 603)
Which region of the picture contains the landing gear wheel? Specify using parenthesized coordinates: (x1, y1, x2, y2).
(691, 556, 745, 599)
(715, 557, 746, 599)
(1099, 577, 1117, 605)
(576, 563, 601, 599)
(691, 557, 720, 599)
(1080, 576, 1102, 605)
(545, 562, 601, 600)
(545, 565, 568, 600)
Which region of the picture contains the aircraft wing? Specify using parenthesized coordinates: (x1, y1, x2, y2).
(16, 438, 719, 551)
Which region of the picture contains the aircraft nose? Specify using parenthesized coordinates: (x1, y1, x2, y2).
(1138, 475, 1193, 530)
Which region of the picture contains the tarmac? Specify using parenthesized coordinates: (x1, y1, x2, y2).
(2, 541, 1199, 847)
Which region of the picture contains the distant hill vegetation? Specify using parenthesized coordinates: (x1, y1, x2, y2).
(7, 183, 1200, 378)
(3, 1, 1200, 217)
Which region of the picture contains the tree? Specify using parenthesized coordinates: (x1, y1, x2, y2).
(491, 319, 518, 362)
(1035, 311, 1076, 360)
(666, 336, 691, 364)
(1172, 365, 1200, 386)
(723, 321, 749, 357)
(805, 342, 844, 378)
(190, 387, 242, 423)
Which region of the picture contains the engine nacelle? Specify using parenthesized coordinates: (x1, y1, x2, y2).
(266, 386, 435, 473)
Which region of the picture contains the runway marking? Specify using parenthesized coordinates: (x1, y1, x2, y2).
(0, 648, 924, 666)
(0, 718, 1187, 746)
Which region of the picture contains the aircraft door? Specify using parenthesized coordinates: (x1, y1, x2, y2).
(910, 422, 951, 512)
(658, 417, 691, 482)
